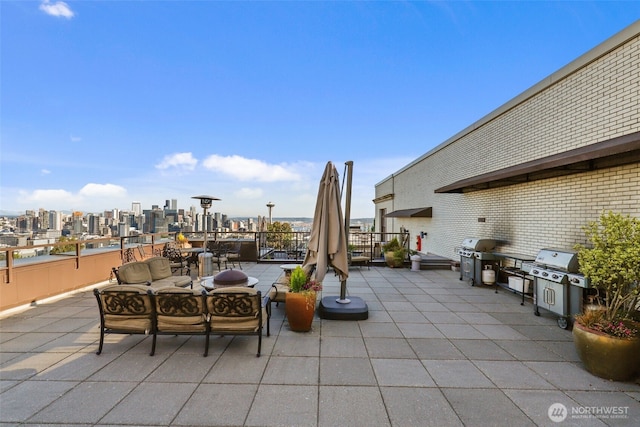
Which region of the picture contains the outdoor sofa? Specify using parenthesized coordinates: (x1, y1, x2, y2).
(94, 284, 270, 357)
(112, 256, 193, 289)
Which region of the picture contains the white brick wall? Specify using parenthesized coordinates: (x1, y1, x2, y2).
(376, 25, 640, 260)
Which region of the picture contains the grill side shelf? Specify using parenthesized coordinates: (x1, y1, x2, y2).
(493, 253, 536, 306)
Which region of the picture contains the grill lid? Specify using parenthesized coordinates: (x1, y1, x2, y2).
(534, 248, 579, 273)
(461, 238, 496, 252)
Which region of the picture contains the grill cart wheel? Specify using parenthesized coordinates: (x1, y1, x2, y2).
(557, 316, 569, 329)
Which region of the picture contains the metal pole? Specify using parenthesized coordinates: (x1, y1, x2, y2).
(339, 160, 353, 302)
(203, 207, 208, 252)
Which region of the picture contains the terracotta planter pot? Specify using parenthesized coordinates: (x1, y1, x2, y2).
(572, 321, 640, 381)
(285, 291, 317, 332)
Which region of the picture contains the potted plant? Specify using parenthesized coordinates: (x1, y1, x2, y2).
(382, 237, 407, 268)
(572, 211, 640, 381)
(285, 266, 322, 332)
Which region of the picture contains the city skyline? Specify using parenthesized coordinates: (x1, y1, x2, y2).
(2, 2, 638, 218)
(0, 194, 352, 220)
(0, 200, 373, 222)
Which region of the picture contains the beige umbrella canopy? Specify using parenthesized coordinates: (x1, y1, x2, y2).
(302, 161, 349, 283)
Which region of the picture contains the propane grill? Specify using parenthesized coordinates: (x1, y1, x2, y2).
(457, 238, 497, 286)
(527, 248, 589, 329)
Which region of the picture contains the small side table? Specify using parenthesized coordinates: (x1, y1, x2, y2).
(280, 264, 302, 277)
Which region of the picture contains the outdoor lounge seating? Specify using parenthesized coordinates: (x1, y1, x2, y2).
(94, 284, 155, 356)
(94, 285, 270, 357)
(349, 252, 370, 269)
(163, 246, 191, 276)
(122, 247, 137, 263)
(112, 256, 193, 289)
(207, 241, 229, 271)
(207, 287, 269, 357)
(224, 241, 242, 269)
(154, 287, 209, 356)
(269, 276, 290, 307)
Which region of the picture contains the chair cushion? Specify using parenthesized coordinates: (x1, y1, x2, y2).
(145, 257, 172, 280)
(155, 288, 207, 332)
(207, 287, 262, 332)
(209, 306, 266, 333)
(210, 317, 261, 332)
(98, 284, 154, 332)
(150, 276, 192, 289)
(104, 315, 153, 333)
(270, 283, 290, 302)
(118, 262, 152, 284)
(157, 317, 207, 332)
(103, 284, 151, 294)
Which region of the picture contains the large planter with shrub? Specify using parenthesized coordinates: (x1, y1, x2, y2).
(382, 238, 407, 268)
(572, 320, 640, 381)
(573, 211, 640, 381)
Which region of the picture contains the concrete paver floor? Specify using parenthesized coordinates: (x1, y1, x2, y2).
(1, 264, 639, 426)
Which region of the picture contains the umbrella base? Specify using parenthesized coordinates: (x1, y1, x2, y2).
(318, 296, 368, 320)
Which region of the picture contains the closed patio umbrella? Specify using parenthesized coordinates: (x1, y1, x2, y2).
(302, 161, 349, 283)
(304, 161, 368, 320)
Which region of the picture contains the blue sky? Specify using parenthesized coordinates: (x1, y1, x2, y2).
(2, 1, 639, 218)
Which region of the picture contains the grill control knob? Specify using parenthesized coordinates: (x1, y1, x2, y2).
(542, 272, 548, 277)
(552, 274, 559, 280)
(532, 269, 539, 275)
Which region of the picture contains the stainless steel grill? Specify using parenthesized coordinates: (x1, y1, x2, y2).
(527, 248, 589, 329)
(457, 238, 497, 286)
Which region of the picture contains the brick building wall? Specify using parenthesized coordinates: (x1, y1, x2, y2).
(375, 22, 640, 260)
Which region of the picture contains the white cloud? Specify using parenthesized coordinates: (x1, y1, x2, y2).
(21, 189, 78, 205)
(41, 169, 51, 175)
(39, 1, 74, 19)
(78, 183, 127, 198)
(235, 187, 264, 199)
(19, 183, 129, 212)
(70, 135, 82, 142)
(155, 152, 198, 171)
(202, 155, 301, 182)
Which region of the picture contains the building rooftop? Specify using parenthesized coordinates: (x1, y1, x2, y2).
(1, 263, 639, 426)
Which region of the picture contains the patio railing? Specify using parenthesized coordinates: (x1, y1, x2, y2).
(0, 230, 410, 312)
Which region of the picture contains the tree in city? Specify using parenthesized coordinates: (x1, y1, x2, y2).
(266, 221, 293, 250)
(50, 236, 82, 254)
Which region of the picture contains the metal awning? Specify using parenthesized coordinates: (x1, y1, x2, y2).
(435, 131, 640, 193)
(386, 207, 432, 218)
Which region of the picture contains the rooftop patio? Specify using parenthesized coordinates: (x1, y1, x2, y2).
(1, 263, 639, 426)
